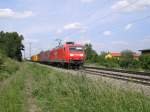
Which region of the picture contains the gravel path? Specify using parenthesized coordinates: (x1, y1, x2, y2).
(24, 67, 41, 112)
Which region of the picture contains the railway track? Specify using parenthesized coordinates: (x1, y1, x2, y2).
(29, 62, 150, 86)
(83, 66, 150, 86)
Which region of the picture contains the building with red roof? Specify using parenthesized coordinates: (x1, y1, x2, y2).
(105, 52, 140, 60)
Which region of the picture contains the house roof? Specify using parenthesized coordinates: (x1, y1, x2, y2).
(111, 53, 121, 57)
(110, 52, 140, 57)
(139, 49, 150, 52)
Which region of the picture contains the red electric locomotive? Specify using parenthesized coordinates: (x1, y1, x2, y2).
(50, 42, 85, 68)
(36, 42, 85, 68)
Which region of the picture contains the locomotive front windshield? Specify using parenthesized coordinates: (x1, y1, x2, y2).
(69, 46, 84, 52)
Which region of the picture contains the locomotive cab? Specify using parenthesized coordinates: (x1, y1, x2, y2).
(66, 43, 85, 67)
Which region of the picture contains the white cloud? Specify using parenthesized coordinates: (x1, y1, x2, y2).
(103, 30, 112, 36)
(63, 36, 91, 45)
(80, 0, 95, 3)
(64, 22, 85, 31)
(0, 8, 33, 19)
(111, 0, 150, 13)
(125, 23, 133, 30)
(56, 22, 87, 35)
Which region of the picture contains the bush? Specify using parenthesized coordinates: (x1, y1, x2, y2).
(119, 60, 128, 68)
(119, 50, 134, 69)
(0, 55, 3, 68)
(0, 51, 4, 70)
(0, 55, 19, 80)
(97, 56, 119, 68)
(128, 60, 141, 70)
(4, 58, 19, 74)
(139, 55, 150, 70)
(101, 61, 119, 68)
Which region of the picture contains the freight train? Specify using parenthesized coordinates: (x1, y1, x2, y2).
(31, 42, 85, 68)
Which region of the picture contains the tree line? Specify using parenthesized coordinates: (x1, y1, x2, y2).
(0, 31, 24, 65)
(84, 43, 150, 71)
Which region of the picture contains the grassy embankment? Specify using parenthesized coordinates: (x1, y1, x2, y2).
(29, 63, 150, 112)
(0, 59, 150, 112)
(0, 58, 26, 112)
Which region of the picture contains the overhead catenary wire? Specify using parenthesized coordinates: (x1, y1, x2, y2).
(64, 13, 150, 38)
(131, 15, 150, 24)
(61, 0, 150, 38)
(94, 14, 150, 36)
(86, 0, 139, 26)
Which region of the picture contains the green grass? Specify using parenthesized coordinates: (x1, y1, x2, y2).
(0, 58, 19, 81)
(29, 63, 150, 112)
(0, 53, 24, 112)
(0, 60, 150, 112)
(0, 67, 26, 112)
(85, 62, 149, 73)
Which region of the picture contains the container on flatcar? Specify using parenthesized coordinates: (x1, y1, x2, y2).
(31, 55, 39, 62)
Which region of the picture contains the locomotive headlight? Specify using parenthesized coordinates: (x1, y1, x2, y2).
(80, 54, 84, 56)
(70, 54, 74, 56)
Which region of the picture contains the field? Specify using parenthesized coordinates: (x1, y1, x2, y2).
(0, 61, 150, 112)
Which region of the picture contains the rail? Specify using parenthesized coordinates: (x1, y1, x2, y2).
(83, 66, 150, 86)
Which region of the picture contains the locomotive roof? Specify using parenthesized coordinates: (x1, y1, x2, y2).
(64, 43, 83, 47)
(53, 43, 83, 49)
(50, 43, 84, 51)
(139, 49, 150, 52)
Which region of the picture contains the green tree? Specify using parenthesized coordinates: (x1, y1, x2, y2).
(0, 31, 24, 61)
(119, 50, 134, 68)
(128, 59, 140, 70)
(96, 52, 107, 63)
(139, 55, 150, 70)
(84, 43, 98, 62)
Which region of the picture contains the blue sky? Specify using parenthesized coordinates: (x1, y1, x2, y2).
(0, 0, 150, 57)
